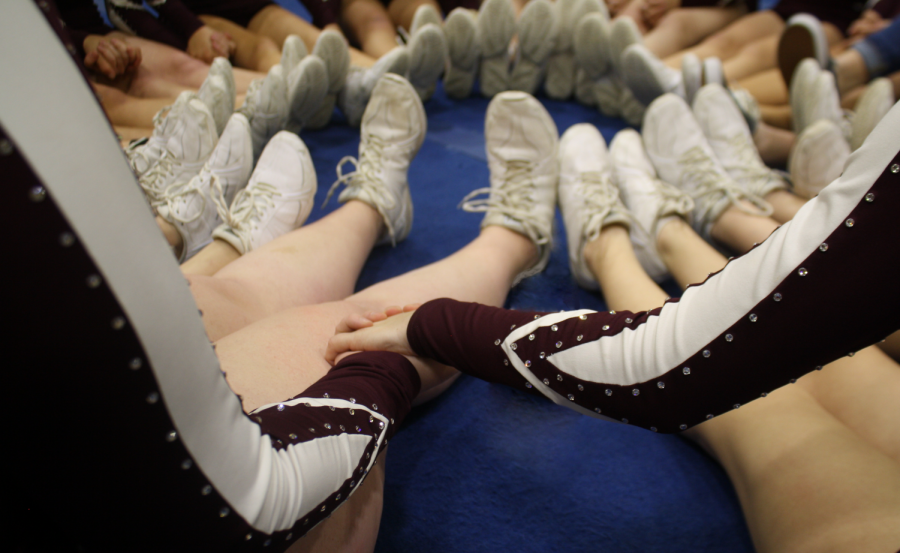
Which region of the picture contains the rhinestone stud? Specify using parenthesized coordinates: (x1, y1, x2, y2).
(773, 293, 782, 302)
(524, 360, 531, 368)
(129, 358, 142, 370)
(166, 430, 177, 442)
(576, 335, 583, 341)
(845, 218, 854, 227)
(657, 382, 665, 389)
(511, 343, 517, 351)
(219, 507, 230, 518)
(555, 341, 563, 348)
(494, 339, 501, 345)
(725, 334, 733, 342)
(749, 314, 757, 322)
(556, 374, 563, 381)
(679, 424, 687, 430)
(202, 485, 212, 495)
(551, 325, 558, 331)
(819, 243, 828, 252)
(891, 163, 899, 173)
(632, 389, 640, 396)
(543, 378, 550, 385)
(528, 334, 535, 341)
(579, 314, 587, 320)
(865, 193, 875, 202)
(702, 350, 711, 358)
(568, 394, 575, 401)
(29, 185, 46, 202)
(682, 367, 691, 375)
(605, 389, 612, 396)
(577, 384, 584, 391)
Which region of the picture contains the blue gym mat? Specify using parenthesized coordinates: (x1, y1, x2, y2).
(299, 84, 755, 552)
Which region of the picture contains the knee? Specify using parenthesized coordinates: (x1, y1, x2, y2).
(654, 9, 691, 36)
(169, 49, 208, 76)
(699, 30, 739, 57)
(255, 35, 279, 58)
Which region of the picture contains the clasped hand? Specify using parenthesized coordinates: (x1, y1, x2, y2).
(325, 304, 421, 365)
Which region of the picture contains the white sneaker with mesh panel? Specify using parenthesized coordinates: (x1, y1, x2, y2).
(692, 83, 788, 200)
(212, 131, 317, 254)
(156, 113, 254, 261)
(126, 90, 196, 179)
(642, 93, 769, 241)
(478, 0, 516, 97)
(609, 128, 693, 282)
(460, 91, 558, 284)
(558, 123, 631, 290)
(138, 95, 218, 210)
(198, 57, 236, 136)
(509, 0, 557, 94)
(338, 47, 410, 128)
(443, 7, 480, 99)
(238, 64, 289, 162)
(325, 73, 426, 246)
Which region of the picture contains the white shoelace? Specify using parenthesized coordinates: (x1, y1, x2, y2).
(140, 150, 177, 206)
(218, 181, 282, 252)
(616, 164, 694, 240)
(460, 159, 549, 248)
(159, 173, 217, 225)
(678, 145, 771, 222)
(722, 133, 786, 200)
(324, 135, 402, 245)
(576, 170, 627, 242)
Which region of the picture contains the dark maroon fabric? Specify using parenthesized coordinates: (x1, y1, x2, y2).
(873, 0, 900, 19)
(771, 0, 867, 34)
(302, 0, 341, 28)
(408, 152, 900, 433)
(103, 0, 199, 50)
(147, 0, 205, 43)
(46, 0, 107, 65)
(183, 0, 275, 27)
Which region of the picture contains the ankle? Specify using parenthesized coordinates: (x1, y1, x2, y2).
(583, 223, 629, 268)
(479, 225, 538, 274)
(655, 216, 692, 258)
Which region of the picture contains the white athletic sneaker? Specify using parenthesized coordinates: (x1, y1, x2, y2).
(411, 3, 442, 33)
(443, 7, 480, 99)
(702, 57, 724, 87)
(509, 0, 557, 94)
(338, 47, 411, 128)
(789, 118, 850, 199)
(546, 0, 607, 100)
(280, 34, 309, 74)
(789, 58, 822, 134)
(198, 57, 236, 136)
(306, 30, 352, 129)
(461, 91, 559, 284)
(621, 43, 685, 106)
(558, 124, 630, 290)
(407, 23, 448, 101)
(681, 53, 702, 105)
(327, 74, 426, 246)
(139, 97, 218, 208)
(574, 11, 611, 79)
(238, 64, 289, 162)
(618, 84, 646, 126)
(212, 131, 317, 254)
(286, 55, 328, 133)
(804, 70, 851, 139)
(157, 113, 254, 261)
(778, 13, 830, 89)
(850, 77, 895, 151)
(608, 16, 642, 76)
(643, 94, 765, 240)
(609, 129, 693, 282)
(126, 91, 196, 178)
(478, 0, 516, 97)
(693, 84, 787, 200)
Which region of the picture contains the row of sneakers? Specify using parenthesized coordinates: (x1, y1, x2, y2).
(780, 13, 897, 198)
(123, 71, 432, 263)
(458, 84, 786, 289)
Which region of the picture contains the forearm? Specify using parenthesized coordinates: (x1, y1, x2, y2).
(408, 110, 900, 433)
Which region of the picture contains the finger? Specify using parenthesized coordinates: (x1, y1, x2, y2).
(363, 311, 389, 322)
(402, 303, 422, 312)
(97, 53, 117, 80)
(325, 332, 357, 365)
(383, 305, 404, 317)
(333, 313, 374, 335)
(84, 50, 98, 67)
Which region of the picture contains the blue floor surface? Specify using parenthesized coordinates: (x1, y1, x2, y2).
(298, 83, 755, 553)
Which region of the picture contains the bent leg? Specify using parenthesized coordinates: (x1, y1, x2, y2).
(341, 0, 401, 58)
(199, 14, 282, 71)
(644, 6, 745, 60)
(666, 10, 784, 69)
(93, 82, 174, 128)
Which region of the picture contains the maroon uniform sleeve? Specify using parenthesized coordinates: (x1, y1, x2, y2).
(873, 0, 900, 19)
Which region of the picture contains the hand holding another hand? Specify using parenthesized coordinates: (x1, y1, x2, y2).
(325, 304, 422, 365)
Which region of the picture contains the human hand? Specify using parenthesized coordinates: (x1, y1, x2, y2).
(606, 0, 630, 16)
(642, 0, 680, 28)
(848, 10, 889, 41)
(83, 35, 142, 79)
(325, 304, 421, 365)
(187, 26, 235, 63)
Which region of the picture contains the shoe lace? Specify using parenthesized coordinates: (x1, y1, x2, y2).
(617, 164, 694, 239)
(140, 150, 177, 206)
(459, 159, 549, 248)
(159, 173, 217, 225)
(323, 135, 401, 245)
(722, 133, 788, 196)
(218, 180, 282, 252)
(578, 170, 628, 242)
(678, 145, 771, 222)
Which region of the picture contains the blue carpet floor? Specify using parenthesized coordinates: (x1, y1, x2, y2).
(299, 84, 755, 553)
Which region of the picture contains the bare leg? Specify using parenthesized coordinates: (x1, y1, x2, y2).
(388, 0, 444, 31)
(341, 0, 401, 58)
(644, 6, 745, 59)
(737, 68, 786, 106)
(615, 1, 649, 34)
(721, 35, 779, 82)
(685, 386, 900, 553)
(583, 224, 669, 311)
(93, 83, 175, 128)
(199, 14, 282, 71)
(247, 5, 377, 68)
(114, 124, 152, 143)
(762, 190, 806, 225)
(181, 239, 241, 277)
(880, 330, 900, 361)
(709, 203, 781, 254)
(758, 103, 792, 130)
(752, 122, 795, 165)
(664, 10, 784, 69)
(188, 200, 384, 341)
